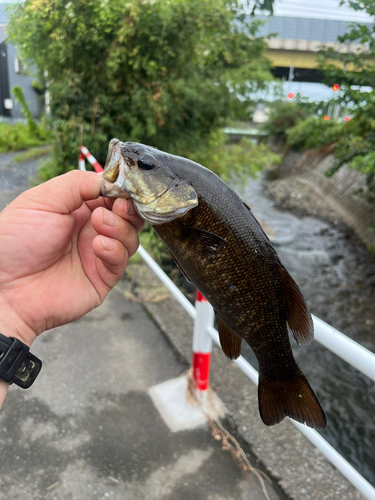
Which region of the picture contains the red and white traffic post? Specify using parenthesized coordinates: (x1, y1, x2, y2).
(79, 145, 104, 173)
(192, 291, 214, 391)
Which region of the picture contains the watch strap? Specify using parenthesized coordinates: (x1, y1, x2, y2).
(0, 334, 42, 389)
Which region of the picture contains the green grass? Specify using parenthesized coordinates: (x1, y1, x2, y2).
(0, 122, 50, 152)
(12, 145, 52, 163)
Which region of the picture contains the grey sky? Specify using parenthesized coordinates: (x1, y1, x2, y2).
(273, 0, 373, 21)
(1, 0, 373, 22)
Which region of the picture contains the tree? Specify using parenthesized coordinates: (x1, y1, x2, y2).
(318, 0, 375, 177)
(7, 0, 276, 175)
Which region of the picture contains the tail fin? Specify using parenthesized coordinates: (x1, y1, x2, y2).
(258, 367, 326, 428)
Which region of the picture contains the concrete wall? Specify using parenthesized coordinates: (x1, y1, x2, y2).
(275, 148, 375, 248)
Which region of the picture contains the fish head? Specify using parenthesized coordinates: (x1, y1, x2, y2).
(101, 139, 198, 225)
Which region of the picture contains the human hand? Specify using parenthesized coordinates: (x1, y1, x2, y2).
(0, 170, 143, 407)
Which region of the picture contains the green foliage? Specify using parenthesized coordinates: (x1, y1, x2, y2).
(12, 85, 41, 138)
(7, 0, 275, 180)
(0, 122, 49, 152)
(286, 116, 345, 151)
(317, 0, 375, 175)
(188, 129, 280, 182)
(263, 100, 307, 140)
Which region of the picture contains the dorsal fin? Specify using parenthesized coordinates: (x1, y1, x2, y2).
(280, 268, 314, 346)
(215, 313, 242, 360)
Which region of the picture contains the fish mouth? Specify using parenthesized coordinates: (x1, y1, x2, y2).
(100, 155, 131, 199)
(100, 141, 167, 203)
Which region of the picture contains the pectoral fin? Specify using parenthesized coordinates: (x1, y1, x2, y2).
(215, 313, 242, 360)
(180, 226, 227, 253)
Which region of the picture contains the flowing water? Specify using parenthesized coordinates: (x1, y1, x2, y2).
(239, 176, 375, 486)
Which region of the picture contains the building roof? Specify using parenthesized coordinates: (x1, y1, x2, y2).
(255, 15, 368, 43)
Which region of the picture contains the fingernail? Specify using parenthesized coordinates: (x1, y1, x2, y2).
(102, 208, 118, 227)
(100, 235, 115, 251)
(127, 200, 136, 216)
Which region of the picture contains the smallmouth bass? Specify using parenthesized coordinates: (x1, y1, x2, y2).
(101, 139, 326, 429)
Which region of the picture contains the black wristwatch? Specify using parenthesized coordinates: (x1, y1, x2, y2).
(0, 333, 42, 389)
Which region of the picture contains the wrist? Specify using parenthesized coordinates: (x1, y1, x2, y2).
(0, 295, 37, 348)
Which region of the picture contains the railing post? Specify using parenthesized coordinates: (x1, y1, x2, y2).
(192, 291, 214, 391)
(79, 145, 104, 173)
(78, 149, 86, 171)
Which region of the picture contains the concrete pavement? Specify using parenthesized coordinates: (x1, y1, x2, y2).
(0, 283, 280, 500)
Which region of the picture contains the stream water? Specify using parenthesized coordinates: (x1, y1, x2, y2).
(239, 177, 375, 486)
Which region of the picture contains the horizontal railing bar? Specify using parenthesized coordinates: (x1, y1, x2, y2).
(205, 325, 375, 500)
(137, 245, 196, 320)
(312, 316, 375, 382)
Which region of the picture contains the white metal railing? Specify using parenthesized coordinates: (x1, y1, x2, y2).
(137, 244, 375, 500)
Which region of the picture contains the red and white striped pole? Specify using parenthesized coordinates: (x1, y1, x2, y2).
(78, 149, 86, 171)
(192, 291, 214, 391)
(79, 145, 104, 173)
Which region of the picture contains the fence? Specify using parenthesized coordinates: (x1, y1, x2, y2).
(79, 146, 375, 500)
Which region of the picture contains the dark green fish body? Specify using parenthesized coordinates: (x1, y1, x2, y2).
(101, 139, 326, 429)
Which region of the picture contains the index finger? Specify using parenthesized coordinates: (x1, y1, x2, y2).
(112, 198, 144, 233)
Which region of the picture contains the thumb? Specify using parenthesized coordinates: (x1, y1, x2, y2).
(12, 171, 102, 215)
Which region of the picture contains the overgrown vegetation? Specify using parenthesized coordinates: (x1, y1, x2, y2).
(188, 130, 280, 183)
(12, 85, 41, 139)
(317, 0, 375, 176)
(286, 116, 345, 151)
(0, 122, 48, 153)
(263, 100, 308, 142)
(7, 0, 277, 182)
(0, 86, 51, 153)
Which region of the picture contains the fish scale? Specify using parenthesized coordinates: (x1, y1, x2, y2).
(101, 139, 327, 429)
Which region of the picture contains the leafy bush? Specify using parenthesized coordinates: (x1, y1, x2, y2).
(188, 130, 280, 182)
(263, 100, 307, 141)
(8, 0, 275, 181)
(286, 116, 345, 151)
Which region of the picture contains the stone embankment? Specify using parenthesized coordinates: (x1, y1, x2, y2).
(265, 148, 375, 249)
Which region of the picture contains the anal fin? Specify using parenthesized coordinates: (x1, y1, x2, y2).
(215, 313, 242, 360)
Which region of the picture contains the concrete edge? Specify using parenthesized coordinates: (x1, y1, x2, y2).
(125, 262, 366, 500)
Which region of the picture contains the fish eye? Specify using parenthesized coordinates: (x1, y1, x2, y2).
(137, 154, 156, 171)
